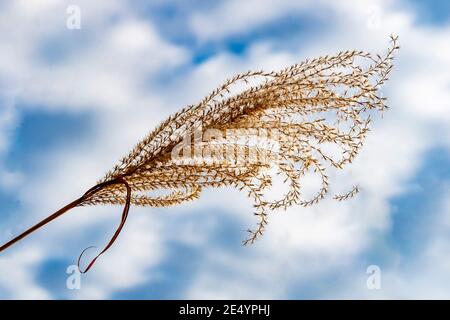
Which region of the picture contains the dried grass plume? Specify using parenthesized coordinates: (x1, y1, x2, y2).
(0, 36, 399, 272)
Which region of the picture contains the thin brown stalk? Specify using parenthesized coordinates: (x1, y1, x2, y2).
(0, 36, 399, 271)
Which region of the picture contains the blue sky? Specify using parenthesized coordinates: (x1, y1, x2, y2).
(0, 0, 450, 299)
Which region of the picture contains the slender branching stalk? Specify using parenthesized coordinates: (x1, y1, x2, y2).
(0, 36, 399, 272)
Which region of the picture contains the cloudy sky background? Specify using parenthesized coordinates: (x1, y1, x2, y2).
(0, 0, 449, 299)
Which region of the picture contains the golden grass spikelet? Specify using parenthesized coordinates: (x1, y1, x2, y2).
(0, 36, 399, 271)
(333, 185, 360, 201)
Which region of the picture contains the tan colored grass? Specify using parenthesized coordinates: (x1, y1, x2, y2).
(0, 36, 399, 271)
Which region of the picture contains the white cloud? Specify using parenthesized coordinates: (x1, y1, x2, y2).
(0, 246, 50, 299)
(190, 0, 315, 41)
(0, 88, 23, 191)
(0, 0, 188, 112)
